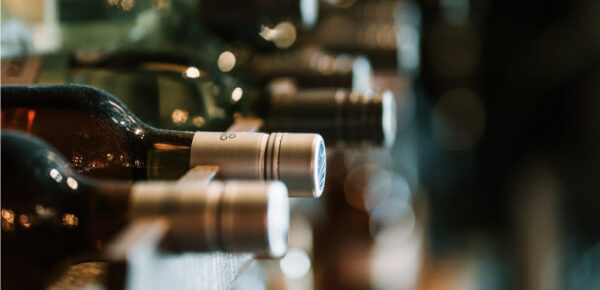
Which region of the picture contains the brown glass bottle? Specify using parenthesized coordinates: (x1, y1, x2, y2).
(1, 84, 326, 197)
(1, 131, 290, 289)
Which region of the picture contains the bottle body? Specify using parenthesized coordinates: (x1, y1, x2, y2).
(1, 131, 291, 288)
(1, 130, 132, 289)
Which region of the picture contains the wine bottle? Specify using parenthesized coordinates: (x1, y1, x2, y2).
(1, 53, 396, 146)
(1, 84, 326, 197)
(1, 130, 289, 288)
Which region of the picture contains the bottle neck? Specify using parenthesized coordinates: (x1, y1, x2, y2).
(145, 129, 195, 180)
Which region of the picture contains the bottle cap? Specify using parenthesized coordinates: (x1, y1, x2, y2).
(189, 132, 326, 197)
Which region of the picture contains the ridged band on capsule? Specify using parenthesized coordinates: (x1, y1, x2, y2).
(189, 131, 322, 197)
(264, 132, 284, 181)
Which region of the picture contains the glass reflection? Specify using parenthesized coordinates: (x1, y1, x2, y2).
(171, 109, 189, 124)
(49, 168, 63, 183)
(259, 22, 297, 49)
(61, 213, 79, 228)
(192, 116, 205, 127)
(217, 51, 236, 72)
(184, 66, 201, 78)
(66, 177, 79, 190)
(2, 208, 16, 231)
(19, 214, 32, 228)
(35, 204, 57, 219)
(107, 0, 135, 11)
(231, 87, 243, 102)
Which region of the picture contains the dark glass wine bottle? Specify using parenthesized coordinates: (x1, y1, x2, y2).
(1, 84, 326, 197)
(1, 53, 396, 146)
(1, 130, 289, 289)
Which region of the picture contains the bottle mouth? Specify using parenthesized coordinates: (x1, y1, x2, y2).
(314, 138, 327, 196)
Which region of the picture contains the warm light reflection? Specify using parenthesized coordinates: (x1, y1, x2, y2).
(280, 248, 312, 278)
(192, 116, 205, 127)
(35, 204, 57, 219)
(153, 143, 189, 150)
(62, 213, 79, 228)
(19, 214, 31, 228)
(107, 0, 135, 11)
(1, 209, 15, 232)
(2, 208, 15, 222)
(259, 22, 297, 49)
(185, 66, 201, 78)
(217, 51, 236, 72)
(171, 109, 189, 124)
(50, 168, 63, 182)
(26, 109, 35, 133)
(66, 177, 79, 190)
(316, 54, 336, 75)
(231, 87, 244, 102)
(71, 153, 84, 167)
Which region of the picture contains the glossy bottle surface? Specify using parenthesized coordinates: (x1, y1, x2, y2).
(1, 84, 194, 180)
(1, 131, 130, 289)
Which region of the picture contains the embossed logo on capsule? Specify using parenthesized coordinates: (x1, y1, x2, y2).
(219, 133, 237, 141)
